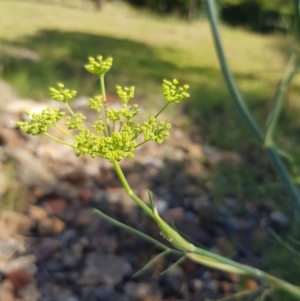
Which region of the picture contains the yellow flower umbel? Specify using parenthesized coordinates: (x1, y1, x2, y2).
(17, 55, 190, 163)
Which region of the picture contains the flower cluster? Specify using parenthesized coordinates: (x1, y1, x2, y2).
(162, 79, 190, 103)
(89, 95, 103, 113)
(116, 86, 135, 103)
(65, 113, 86, 130)
(49, 83, 77, 103)
(107, 104, 140, 122)
(72, 127, 137, 162)
(17, 55, 190, 163)
(17, 108, 64, 135)
(85, 56, 113, 76)
(141, 117, 171, 144)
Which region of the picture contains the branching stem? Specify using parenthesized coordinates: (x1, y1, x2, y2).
(100, 75, 111, 135)
(54, 125, 75, 139)
(112, 161, 154, 218)
(44, 133, 73, 147)
(155, 102, 170, 118)
(205, 0, 300, 211)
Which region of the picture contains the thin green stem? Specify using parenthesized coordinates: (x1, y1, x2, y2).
(119, 120, 123, 132)
(112, 161, 154, 218)
(216, 287, 266, 301)
(205, 0, 263, 143)
(254, 289, 271, 301)
(160, 255, 186, 275)
(54, 125, 75, 139)
(155, 102, 170, 118)
(135, 140, 148, 148)
(205, 0, 300, 211)
(132, 249, 172, 277)
(265, 54, 298, 147)
(65, 103, 76, 116)
(189, 245, 300, 299)
(294, 0, 300, 41)
(100, 75, 111, 135)
(93, 209, 174, 251)
(44, 133, 73, 147)
(269, 228, 300, 259)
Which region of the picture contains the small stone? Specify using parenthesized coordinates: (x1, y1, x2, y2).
(80, 253, 132, 286)
(43, 198, 69, 214)
(3, 147, 56, 192)
(6, 269, 32, 291)
(163, 266, 184, 294)
(246, 279, 258, 290)
(19, 283, 40, 301)
(155, 200, 168, 215)
(27, 205, 48, 221)
(43, 285, 74, 301)
(124, 282, 161, 301)
(76, 188, 93, 204)
(207, 280, 219, 294)
(0, 279, 15, 301)
(37, 217, 65, 235)
(61, 244, 83, 268)
(270, 211, 289, 226)
(0, 255, 36, 275)
(76, 208, 94, 227)
(0, 211, 34, 239)
(106, 187, 136, 212)
(163, 207, 184, 222)
(35, 238, 61, 261)
(219, 281, 232, 294)
(192, 279, 203, 292)
(93, 284, 114, 301)
(0, 237, 28, 261)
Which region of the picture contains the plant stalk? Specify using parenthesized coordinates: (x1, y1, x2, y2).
(205, 0, 300, 211)
(112, 161, 154, 218)
(100, 75, 111, 135)
(294, 0, 300, 41)
(265, 53, 298, 147)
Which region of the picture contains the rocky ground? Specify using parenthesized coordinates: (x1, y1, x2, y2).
(0, 80, 288, 301)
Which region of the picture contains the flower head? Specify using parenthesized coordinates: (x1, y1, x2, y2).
(162, 79, 190, 103)
(18, 54, 190, 163)
(85, 55, 113, 76)
(49, 83, 77, 103)
(17, 107, 64, 135)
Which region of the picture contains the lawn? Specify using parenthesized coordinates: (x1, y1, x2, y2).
(1, 0, 300, 293)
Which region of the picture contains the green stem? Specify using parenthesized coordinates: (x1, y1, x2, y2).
(112, 161, 154, 218)
(265, 54, 298, 147)
(132, 249, 172, 277)
(54, 125, 75, 139)
(160, 255, 186, 275)
(269, 228, 300, 259)
(44, 133, 73, 147)
(135, 140, 148, 148)
(93, 209, 174, 251)
(119, 120, 123, 132)
(65, 103, 76, 116)
(189, 246, 300, 299)
(216, 287, 266, 301)
(100, 75, 111, 135)
(205, 0, 263, 143)
(155, 102, 170, 118)
(294, 0, 300, 41)
(205, 0, 300, 211)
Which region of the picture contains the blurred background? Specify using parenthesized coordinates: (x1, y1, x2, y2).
(0, 0, 300, 301)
